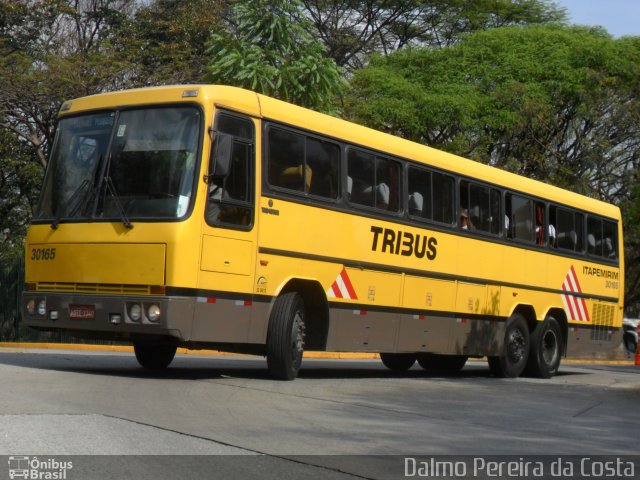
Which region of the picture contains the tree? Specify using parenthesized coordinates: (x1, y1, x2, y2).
(301, 0, 567, 69)
(0, 128, 42, 261)
(0, 0, 136, 167)
(206, 0, 345, 113)
(346, 25, 640, 313)
(118, 0, 226, 85)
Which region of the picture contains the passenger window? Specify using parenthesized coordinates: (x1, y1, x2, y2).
(267, 128, 306, 192)
(587, 217, 617, 259)
(267, 126, 339, 199)
(587, 217, 602, 255)
(347, 149, 375, 207)
(465, 183, 501, 234)
(506, 193, 533, 242)
(603, 221, 617, 259)
(348, 149, 400, 212)
(377, 157, 400, 212)
(206, 113, 254, 228)
(550, 206, 583, 252)
(534, 202, 546, 246)
(490, 189, 501, 235)
(407, 167, 432, 219)
(306, 138, 339, 199)
(433, 172, 454, 224)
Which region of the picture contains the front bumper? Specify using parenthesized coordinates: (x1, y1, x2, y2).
(22, 292, 194, 342)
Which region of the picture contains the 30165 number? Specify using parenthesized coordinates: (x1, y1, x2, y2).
(31, 248, 56, 261)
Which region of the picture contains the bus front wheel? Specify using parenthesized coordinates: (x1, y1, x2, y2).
(380, 353, 416, 372)
(266, 292, 305, 380)
(525, 316, 562, 378)
(133, 342, 177, 370)
(488, 314, 530, 378)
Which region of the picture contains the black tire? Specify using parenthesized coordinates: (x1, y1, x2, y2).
(488, 314, 530, 378)
(380, 353, 416, 372)
(133, 342, 177, 370)
(525, 316, 562, 378)
(623, 332, 637, 355)
(266, 292, 305, 380)
(417, 353, 468, 375)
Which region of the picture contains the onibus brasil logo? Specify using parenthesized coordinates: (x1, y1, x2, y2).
(8, 456, 73, 479)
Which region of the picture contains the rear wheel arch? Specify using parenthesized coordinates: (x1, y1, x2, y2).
(511, 304, 537, 333)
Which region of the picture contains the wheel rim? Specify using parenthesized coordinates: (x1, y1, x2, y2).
(507, 328, 527, 363)
(541, 329, 559, 365)
(291, 312, 304, 362)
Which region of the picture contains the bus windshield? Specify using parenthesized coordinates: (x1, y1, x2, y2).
(36, 106, 201, 223)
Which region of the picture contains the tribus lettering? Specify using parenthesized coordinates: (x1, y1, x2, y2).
(370, 226, 437, 260)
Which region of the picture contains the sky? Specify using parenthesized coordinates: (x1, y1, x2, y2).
(554, 0, 640, 37)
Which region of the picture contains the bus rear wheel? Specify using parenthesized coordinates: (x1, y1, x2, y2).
(488, 314, 530, 378)
(133, 342, 177, 370)
(417, 353, 468, 375)
(525, 316, 562, 378)
(380, 353, 416, 372)
(266, 292, 305, 380)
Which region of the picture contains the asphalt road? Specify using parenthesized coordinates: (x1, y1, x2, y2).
(0, 348, 638, 479)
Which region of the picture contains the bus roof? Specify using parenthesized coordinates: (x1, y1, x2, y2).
(61, 84, 620, 220)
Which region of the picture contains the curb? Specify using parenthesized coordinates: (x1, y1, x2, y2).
(0, 342, 635, 364)
(0, 342, 380, 359)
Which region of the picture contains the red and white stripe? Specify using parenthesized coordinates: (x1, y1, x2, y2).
(197, 297, 217, 304)
(326, 268, 358, 300)
(561, 266, 590, 322)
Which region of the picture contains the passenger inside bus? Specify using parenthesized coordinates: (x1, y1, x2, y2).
(409, 192, 423, 216)
(376, 183, 390, 209)
(548, 224, 557, 247)
(460, 209, 474, 230)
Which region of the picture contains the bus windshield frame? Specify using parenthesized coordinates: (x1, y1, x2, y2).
(34, 104, 203, 224)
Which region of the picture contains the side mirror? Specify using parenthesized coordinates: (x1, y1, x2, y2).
(207, 132, 233, 181)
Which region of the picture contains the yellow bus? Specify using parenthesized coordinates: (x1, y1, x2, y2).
(22, 85, 624, 380)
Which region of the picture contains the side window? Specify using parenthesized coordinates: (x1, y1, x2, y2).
(347, 149, 374, 207)
(268, 128, 306, 191)
(587, 217, 602, 255)
(433, 172, 454, 224)
(267, 126, 339, 199)
(376, 156, 401, 212)
(205, 113, 254, 228)
(603, 220, 617, 259)
(407, 166, 432, 220)
(550, 206, 583, 252)
(587, 217, 618, 259)
(506, 193, 533, 242)
(461, 181, 501, 234)
(534, 201, 545, 246)
(306, 137, 340, 199)
(348, 149, 400, 212)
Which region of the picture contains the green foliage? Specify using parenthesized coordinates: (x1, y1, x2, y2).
(301, 0, 567, 69)
(117, 0, 225, 85)
(206, 0, 345, 113)
(622, 184, 640, 316)
(0, 129, 42, 262)
(346, 24, 640, 312)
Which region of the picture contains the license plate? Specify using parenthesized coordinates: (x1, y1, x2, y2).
(69, 304, 95, 320)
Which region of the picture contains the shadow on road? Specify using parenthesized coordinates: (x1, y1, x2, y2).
(0, 349, 591, 382)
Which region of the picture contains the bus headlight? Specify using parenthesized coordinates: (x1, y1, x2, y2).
(128, 303, 142, 322)
(37, 300, 46, 316)
(26, 299, 36, 315)
(147, 304, 161, 322)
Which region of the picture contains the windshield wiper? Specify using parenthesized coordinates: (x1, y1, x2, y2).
(51, 179, 91, 230)
(104, 176, 132, 229)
